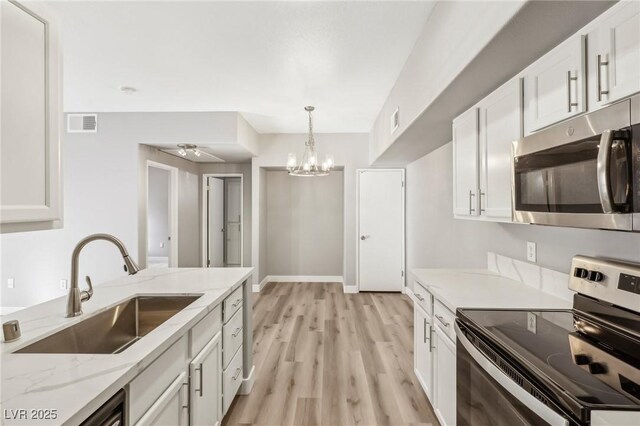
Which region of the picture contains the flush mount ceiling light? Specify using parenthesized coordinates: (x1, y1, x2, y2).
(177, 143, 200, 157)
(287, 106, 334, 177)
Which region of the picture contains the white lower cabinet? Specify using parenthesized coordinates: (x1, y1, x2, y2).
(129, 284, 247, 426)
(136, 372, 189, 426)
(413, 291, 457, 426)
(434, 325, 457, 426)
(190, 332, 223, 426)
(414, 305, 433, 399)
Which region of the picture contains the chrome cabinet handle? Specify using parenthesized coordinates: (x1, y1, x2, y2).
(232, 367, 242, 381)
(596, 54, 609, 102)
(415, 293, 425, 302)
(567, 70, 578, 112)
(232, 327, 242, 337)
(479, 191, 486, 214)
(429, 325, 435, 352)
(181, 382, 189, 409)
(468, 190, 476, 215)
(194, 364, 204, 396)
(232, 298, 242, 308)
(423, 318, 429, 344)
(435, 314, 450, 328)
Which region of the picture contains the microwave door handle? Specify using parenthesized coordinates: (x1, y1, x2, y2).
(455, 323, 569, 426)
(597, 130, 614, 214)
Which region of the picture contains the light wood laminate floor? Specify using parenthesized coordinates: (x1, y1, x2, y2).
(222, 282, 438, 426)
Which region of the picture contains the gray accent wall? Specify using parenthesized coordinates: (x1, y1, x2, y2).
(265, 170, 344, 276)
(405, 142, 640, 291)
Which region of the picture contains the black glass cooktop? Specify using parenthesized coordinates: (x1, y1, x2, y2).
(457, 308, 640, 409)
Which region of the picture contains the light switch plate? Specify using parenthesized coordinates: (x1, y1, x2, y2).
(7, 278, 15, 289)
(60, 279, 68, 290)
(527, 241, 537, 263)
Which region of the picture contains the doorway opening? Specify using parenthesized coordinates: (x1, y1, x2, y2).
(202, 174, 243, 267)
(146, 161, 179, 268)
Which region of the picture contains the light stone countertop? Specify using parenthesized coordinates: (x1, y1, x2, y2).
(0, 267, 253, 426)
(410, 268, 572, 313)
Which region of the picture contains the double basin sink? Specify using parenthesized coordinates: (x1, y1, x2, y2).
(15, 295, 201, 354)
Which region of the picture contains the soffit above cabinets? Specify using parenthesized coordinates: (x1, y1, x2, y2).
(371, 0, 615, 166)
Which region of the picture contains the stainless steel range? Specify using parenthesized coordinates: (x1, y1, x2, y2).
(455, 256, 640, 426)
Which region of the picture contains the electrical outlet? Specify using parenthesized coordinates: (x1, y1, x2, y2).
(160, 242, 164, 248)
(7, 278, 15, 289)
(527, 241, 537, 263)
(60, 279, 68, 290)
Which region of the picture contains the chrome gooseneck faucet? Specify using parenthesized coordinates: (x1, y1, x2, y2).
(66, 233, 141, 318)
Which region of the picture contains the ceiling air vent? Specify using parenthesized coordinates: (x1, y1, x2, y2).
(67, 114, 98, 133)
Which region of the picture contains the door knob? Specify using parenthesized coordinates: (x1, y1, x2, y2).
(360, 235, 370, 240)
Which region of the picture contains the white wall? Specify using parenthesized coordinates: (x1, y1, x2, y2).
(1, 114, 139, 308)
(252, 133, 369, 288)
(147, 167, 170, 258)
(405, 142, 640, 291)
(265, 170, 343, 276)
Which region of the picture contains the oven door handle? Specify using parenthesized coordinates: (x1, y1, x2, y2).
(597, 129, 614, 214)
(454, 323, 569, 426)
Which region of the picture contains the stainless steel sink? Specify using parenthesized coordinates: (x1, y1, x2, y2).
(15, 295, 201, 354)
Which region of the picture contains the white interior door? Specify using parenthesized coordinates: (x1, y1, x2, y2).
(208, 177, 224, 267)
(358, 169, 404, 292)
(225, 179, 242, 266)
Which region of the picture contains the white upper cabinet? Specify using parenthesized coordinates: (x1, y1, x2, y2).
(0, 0, 62, 232)
(478, 77, 521, 221)
(523, 34, 586, 135)
(586, 1, 640, 111)
(452, 107, 479, 217)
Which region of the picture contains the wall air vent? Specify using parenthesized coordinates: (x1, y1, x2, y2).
(67, 114, 98, 133)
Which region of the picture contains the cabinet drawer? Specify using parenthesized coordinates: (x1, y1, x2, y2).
(129, 335, 188, 424)
(223, 344, 243, 415)
(191, 304, 222, 357)
(434, 301, 456, 342)
(223, 306, 243, 369)
(413, 281, 433, 316)
(223, 286, 243, 324)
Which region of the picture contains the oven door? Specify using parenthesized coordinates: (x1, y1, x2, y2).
(455, 323, 570, 426)
(512, 98, 634, 231)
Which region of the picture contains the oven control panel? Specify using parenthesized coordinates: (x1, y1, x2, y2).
(618, 273, 640, 295)
(569, 256, 640, 313)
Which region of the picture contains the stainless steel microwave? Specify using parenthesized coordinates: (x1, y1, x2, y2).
(512, 94, 640, 232)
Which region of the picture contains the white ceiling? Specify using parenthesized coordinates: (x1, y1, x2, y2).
(48, 1, 435, 134)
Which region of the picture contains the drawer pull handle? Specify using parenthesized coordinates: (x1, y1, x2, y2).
(435, 315, 450, 328)
(232, 367, 242, 381)
(194, 364, 204, 396)
(232, 298, 242, 308)
(415, 293, 424, 302)
(232, 327, 242, 337)
(429, 325, 435, 352)
(181, 382, 189, 409)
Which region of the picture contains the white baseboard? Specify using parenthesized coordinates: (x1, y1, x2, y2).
(343, 286, 358, 294)
(239, 364, 255, 394)
(253, 275, 270, 293)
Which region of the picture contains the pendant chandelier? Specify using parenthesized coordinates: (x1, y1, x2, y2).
(286, 106, 334, 177)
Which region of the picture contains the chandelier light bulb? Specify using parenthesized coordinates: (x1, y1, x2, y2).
(303, 162, 311, 171)
(193, 149, 201, 157)
(287, 153, 297, 169)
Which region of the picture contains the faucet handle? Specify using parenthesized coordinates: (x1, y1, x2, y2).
(81, 275, 94, 302)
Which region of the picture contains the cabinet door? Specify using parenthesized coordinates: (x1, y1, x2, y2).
(588, 1, 640, 110)
(191, 332, 222, 426)
(453, 107, 479, 217)
(478, 78, 521, 221)
(524, 34, 586, 135)
(136, 372, 189, 426)
(434, 326, 456, 426)
(0, 0, 61, 228)
(414, 305, 433, 400)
